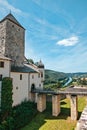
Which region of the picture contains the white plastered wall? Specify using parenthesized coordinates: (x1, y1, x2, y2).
(0, 59, 10, 78)
(11, 72, 29, 106)
(29, 73, 43, 102)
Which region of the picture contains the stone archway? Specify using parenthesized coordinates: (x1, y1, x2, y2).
(28, 84, 36, 102)
(31, 83, 35, 92)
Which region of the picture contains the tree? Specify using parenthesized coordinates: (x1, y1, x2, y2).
(28, 59, 34, 64)
(57, 81, 62, 88)
(81, 78, 87, 85)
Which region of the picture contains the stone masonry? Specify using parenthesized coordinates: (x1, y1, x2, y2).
(70, 95, 78, 120)
(52, 95, 60, 116)
(29, 92, 35, 102)
(0, 21, 6, 55)
(0, 14, 25, 67)
(37, 94, 46, 112)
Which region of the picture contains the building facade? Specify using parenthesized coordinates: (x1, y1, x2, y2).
(0, 13, 45, 106)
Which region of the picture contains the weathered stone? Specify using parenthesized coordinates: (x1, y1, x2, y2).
(70, 95, 78, 120)
(0, 16, 25, 67)
(37, 94, 46, 112)
(52, 95, 60, 116)
(29, 92, 35, 102)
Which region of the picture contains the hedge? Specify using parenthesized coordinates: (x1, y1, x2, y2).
(0, 101, 37, 130)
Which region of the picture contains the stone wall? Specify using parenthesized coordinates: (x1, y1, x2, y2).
(0, 19, 25, 67)
(0, 21, 7, 55)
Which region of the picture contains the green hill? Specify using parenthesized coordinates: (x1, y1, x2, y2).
(44, 70, 87, 86)
(45, 69, 68, 84)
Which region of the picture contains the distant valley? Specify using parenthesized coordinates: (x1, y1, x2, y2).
(45, 69, 87, 88)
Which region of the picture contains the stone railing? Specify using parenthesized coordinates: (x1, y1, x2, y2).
(75, 105, 87, 130)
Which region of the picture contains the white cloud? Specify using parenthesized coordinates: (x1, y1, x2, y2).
(57, 36, 79, 46)
(0, 0, 27, 16)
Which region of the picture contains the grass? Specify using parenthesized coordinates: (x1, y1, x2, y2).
(21, 97, 86, 130)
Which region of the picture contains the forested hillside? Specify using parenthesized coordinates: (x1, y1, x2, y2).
(45, 69, 87, 85)
(45, 69, 68, 84)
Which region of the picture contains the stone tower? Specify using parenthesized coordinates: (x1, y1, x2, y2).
(0, 13, 25, 66)
(37, 60, 45, 82)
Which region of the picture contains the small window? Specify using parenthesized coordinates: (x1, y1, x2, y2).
(16, 86, 18, 90)
(32, 75, 34, 79)
(0, 62, 4, 68)
(41, 72, 43, 78)
(18, 28, 20, 31)
(0, 74, 2, 81)
(12, 25, 14, 27)
(20, 74, 22, 80)
(39, 84, 41, 87)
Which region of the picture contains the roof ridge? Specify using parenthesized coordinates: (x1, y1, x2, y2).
(0, 13, 25, 29)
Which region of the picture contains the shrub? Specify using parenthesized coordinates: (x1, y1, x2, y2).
(1, 77, 13, 121)
(13, 101, 37, 129)
(0, 101, 37, 130)
(1, 77, 37, 129)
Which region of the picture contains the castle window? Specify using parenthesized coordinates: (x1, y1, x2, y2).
(20, 74, 22, 80)
(12, 25, 14, 27)
(32, 75, 34, 79)
(41, 72, 43, 78)
(39, 84, 41, 87)
(18, 28, 20, 31)
(16, 86, 18, 90)
(0, 74, 2, 81)
(0, 62, 4, 68)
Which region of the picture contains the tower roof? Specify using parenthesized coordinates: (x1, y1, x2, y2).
(36, 60, 44, 68)
(0, 13, 25, 29)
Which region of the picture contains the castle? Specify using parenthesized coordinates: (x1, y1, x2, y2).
(0, 13, 45, 106)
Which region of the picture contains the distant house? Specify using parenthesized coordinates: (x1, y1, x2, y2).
(81, 78, 87, 81)
(0, 13, 45, 106)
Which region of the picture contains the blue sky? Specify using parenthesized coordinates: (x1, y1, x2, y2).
(0, 0, 87, 72)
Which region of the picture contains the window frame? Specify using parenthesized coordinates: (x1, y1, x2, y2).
(32, 75, 34, 79)
(41, 72, 43, 78)
(0, 61, 4, 68)
(20, 74, 22, 80)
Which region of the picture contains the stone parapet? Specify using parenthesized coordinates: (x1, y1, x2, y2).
(75, 105, 87, 130)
